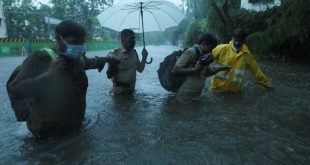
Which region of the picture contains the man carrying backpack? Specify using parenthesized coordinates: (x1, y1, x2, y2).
(6, 20, 119, 138)
(172, 33, 230, 102)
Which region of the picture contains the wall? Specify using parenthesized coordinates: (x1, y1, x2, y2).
(241, 0, 281, 11)
(0, 39, 120, 56)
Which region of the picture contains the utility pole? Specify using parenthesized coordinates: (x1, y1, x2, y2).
(47, 13, 51, 39)
(0, 0, 8, 38)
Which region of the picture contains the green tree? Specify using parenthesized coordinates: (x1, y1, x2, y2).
(3, 0, 54, 38)
(261, 0, 310, 61)
(50, 0, 113, 39)
(3, 0, 114, 39)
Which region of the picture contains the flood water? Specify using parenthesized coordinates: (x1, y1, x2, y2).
(0, 45, 309, 164)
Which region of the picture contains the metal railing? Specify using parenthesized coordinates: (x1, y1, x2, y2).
(0, 39, 120, 56)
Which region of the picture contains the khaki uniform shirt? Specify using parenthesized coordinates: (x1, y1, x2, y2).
(174, 47, 208, 102)
(107, 48, 142, 95)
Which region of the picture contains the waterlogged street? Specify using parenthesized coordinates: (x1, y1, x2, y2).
(0, 45, 309, 164)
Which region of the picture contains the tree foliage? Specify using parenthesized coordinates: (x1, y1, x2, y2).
(262, 0, 310, 61)
(182, 0, 310, 62)
(3, 0, 113, 39)
(182, 0, 241, 46)
(4, 0, 47, 38)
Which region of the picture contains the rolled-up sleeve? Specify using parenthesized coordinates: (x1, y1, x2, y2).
(81, 54, 107, 72)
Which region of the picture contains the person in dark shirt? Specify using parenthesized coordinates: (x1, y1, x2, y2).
(7, 20, 119, 139)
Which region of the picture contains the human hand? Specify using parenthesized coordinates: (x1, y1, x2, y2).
(224, 65, 231, 71)
(47, 56, 67, 75)
(259, 84, 274, 91)
(199, 53, 214, 66)
(193, 61, 202, 72)
(267, 86, 274, 91)
(142, 48, 148, 60)
(217, 65, 231, 71)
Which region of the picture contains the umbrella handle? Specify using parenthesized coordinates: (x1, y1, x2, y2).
(145, 57, 153, 64)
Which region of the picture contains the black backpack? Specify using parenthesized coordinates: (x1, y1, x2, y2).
(6, 49, 58, 121)
(157, 46, 200, 92)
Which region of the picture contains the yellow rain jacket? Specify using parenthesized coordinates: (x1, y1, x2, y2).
(210, 41, 272, 92)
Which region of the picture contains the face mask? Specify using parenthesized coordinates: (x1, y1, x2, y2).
(232, 43, 241, 52)
(122, 34, 136, 51)
(232, 38, 244, 52)
(65, 44, 85, 59)
(59, 35, 85, 59)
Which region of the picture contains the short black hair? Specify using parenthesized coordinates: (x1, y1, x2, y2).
(198, 33, 218, 47)
(232, 28, 247, 41)
(55, 20, 86, 41)
(120, 29, 135, 41)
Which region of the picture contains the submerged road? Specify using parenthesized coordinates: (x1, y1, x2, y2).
(0, 45, 309, 164)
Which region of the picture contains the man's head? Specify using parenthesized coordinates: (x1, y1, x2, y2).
(232, 28, 247, 51)
(120, 29, 135, 51)
(55, 20, 86, 59)
(198, 33, 218, 54)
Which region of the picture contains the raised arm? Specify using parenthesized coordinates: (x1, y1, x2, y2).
(172, 49, 200, 75)
(82, 53, 120, 72)
(205, 65, 231, 77)
(136, 48, 148, 73)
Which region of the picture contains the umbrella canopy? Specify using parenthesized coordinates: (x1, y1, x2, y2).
(97, 0, 185, 33)
(97, 0, 185, 64)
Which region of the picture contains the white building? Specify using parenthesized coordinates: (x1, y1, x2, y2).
(241, 0, 281, 11)
(0, 0, 8, 38)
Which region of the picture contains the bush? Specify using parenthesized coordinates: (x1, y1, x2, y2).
(264, 0, 310, 62)
(245, 0, 310, 62)
(182, 0, 310, 63)
(184, 20, 200, 47)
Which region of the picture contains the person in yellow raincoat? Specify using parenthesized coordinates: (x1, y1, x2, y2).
(210, 28, 272, 92)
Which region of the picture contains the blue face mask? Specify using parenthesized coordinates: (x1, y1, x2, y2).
(65, 44, 85, 59)
(59, 34, 85, 59)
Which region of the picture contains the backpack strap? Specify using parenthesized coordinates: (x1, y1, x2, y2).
(79, 54, 86, 67)
(193, 45, 201, 57)
(40, 48, 57, 60)
(192, 45, 202, 63)
(40, 48, 86, 65)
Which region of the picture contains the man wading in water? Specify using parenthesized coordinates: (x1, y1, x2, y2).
(106, 29, 149, 95)
(7, 20, 119, 139)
